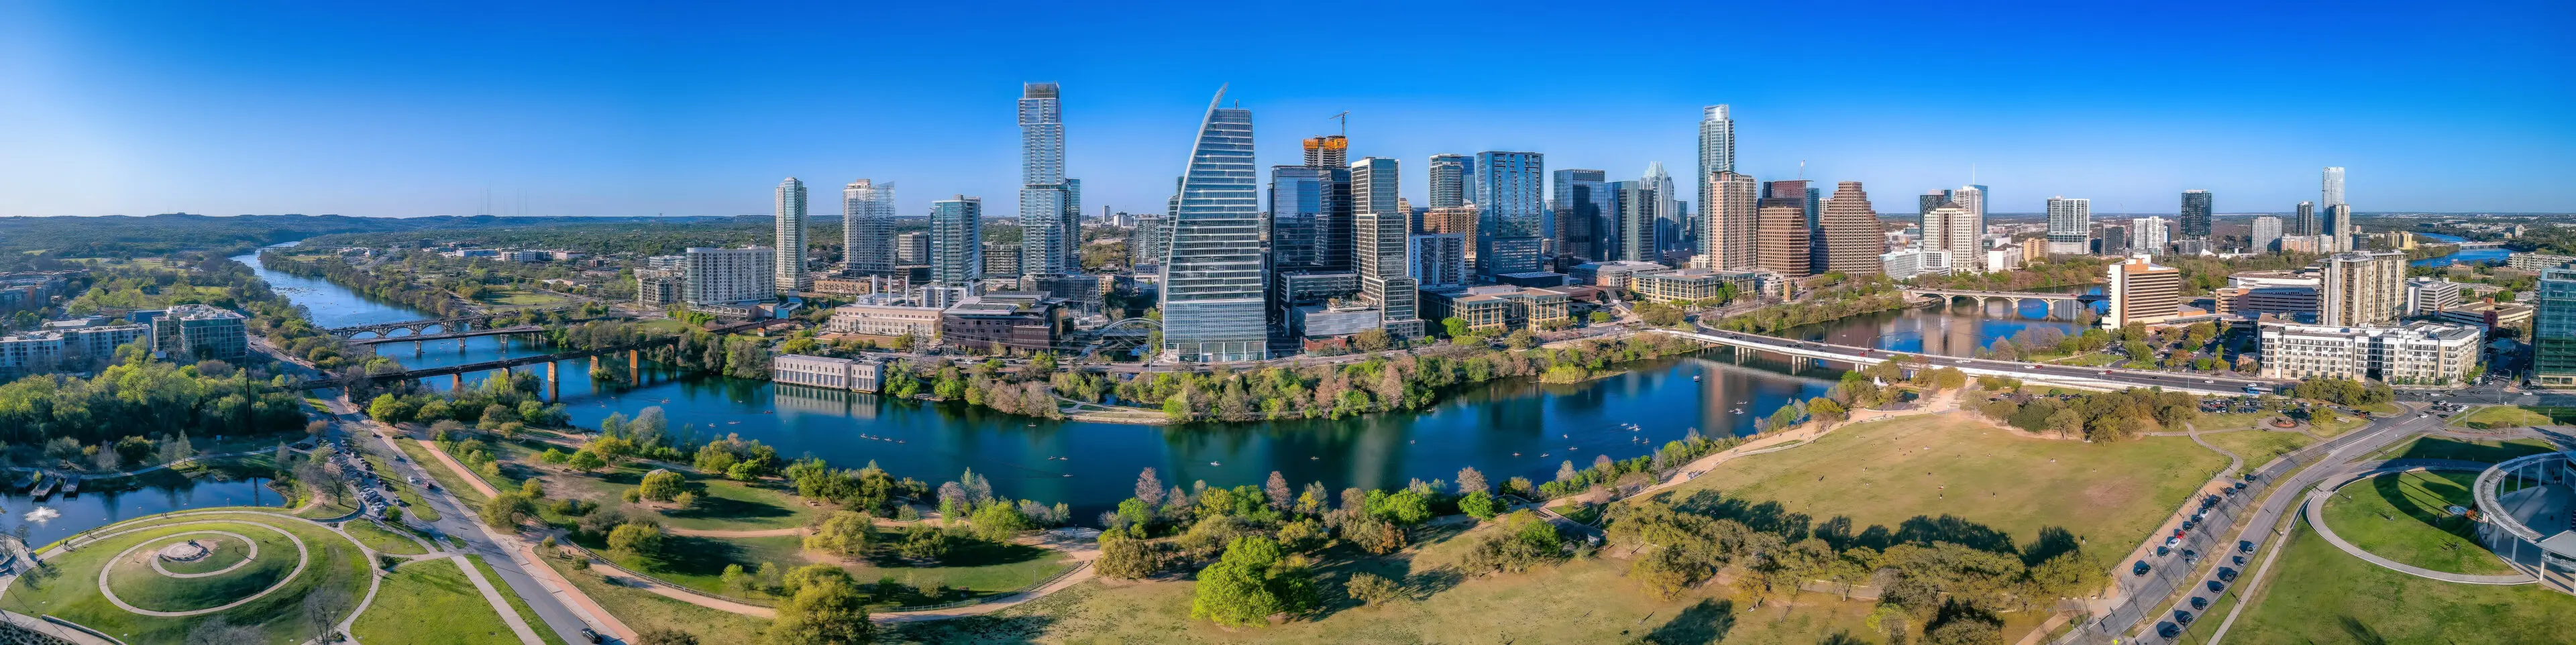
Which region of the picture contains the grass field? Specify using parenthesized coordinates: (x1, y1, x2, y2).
(345, 519, 429, 555)
(2318, 471, 2515, 575)
(392, 436, 488, 506)
(482, 288, 566, 306)
(542, 554, 773, 644)
(0, 512, 372, 644)
(349, 557, 524, 645)
(2218, 516, 2576, 644)
(2452, 405, 2559, 430)
(533, 459, 817, 531)
(2367, 436, 2559, 464)
(466, 555, 571, 645)
(892, 516, 2037, 645)
(102, 528, 298, 612)
(2310, 410, 2369, 437)
(595, 532, 1070, 605)
(1659, 412, 2230, 554)
(2200, 430, 2316, 468)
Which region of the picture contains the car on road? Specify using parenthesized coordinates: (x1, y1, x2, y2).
(2234, 554, 2249, 566)
(2175, 610, 2196, 626)
(2134, 561, 2152, 575)
(2190, 596, 2209, 610)
(2206, 580, 2226, 593)
(2158, 622, 2183, 638)
(580, 628, 602, 644)
(2218, 567, 2239, 582)
(2164, 536, 2181, 549)
(2239, 540, 2257, 554)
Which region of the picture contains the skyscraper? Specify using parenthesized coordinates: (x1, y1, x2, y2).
(1613, 179, 1658, 263)
(774, 178, 810, 292)
(1645, 162, 1680, 258)
(2326, 203, 2355, 253)
(1919, 189, 1953, 218)
(1757, 181, 1811, 278)
(1817, 182, 1882, 276)
(1352, 156, 1422, 338)
(2045, 196, 2090, 255)
(2129, 216, 2169, 253)
(1303, 135, 1348, 168)
(2294, 201, 2318, 237)
(1697, 105, 1735, 258)
(2321, 251, 2406, 326)
(2180, 190, 2212, 240)
(1705, 171, 1758, 270)
(2321, 166, 2346, 207)
(1472, 152, 1545, 279)
(2251, 215, 2283, 252)
(841, 179, 894, 273)
(1551, 169, 1608, 265)
(2534, 268, 2576, 386)
(1267, 166, 1330, 271)
(1428, 154, 1470, 209)
(928, 196, 983, 286)
(686, 247, 776, 306)
(1309, 138, 1354, 271)
(1955, 184, 1988, 224)
(2104, 256, 2181, 329)
(1159, 87, 1267, 363)
(1921, 204, 1980, 268)
(1018, 82, 1079, 278)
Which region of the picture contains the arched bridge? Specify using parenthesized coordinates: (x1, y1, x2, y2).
(1903, 288, 2105, 313)
(325, 314, 505, 339)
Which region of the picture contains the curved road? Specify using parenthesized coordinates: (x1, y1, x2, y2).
(1669, 326, 2288, 395)
(2299, 459, 2535, 585)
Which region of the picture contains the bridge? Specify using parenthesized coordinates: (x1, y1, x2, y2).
(345, 325, 549, 346)
(2453, 241, 2505, 249)
(322, 308, 590, 339)
(1648, 327, 2290, 397)
(1902, 288, 2104, 318)
(292, 318, 790, 394)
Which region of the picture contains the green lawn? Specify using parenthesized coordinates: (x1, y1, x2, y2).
(483, 288, 566, 306)
(350, 557, 525, 645)
(2310, 410, 2369, 437)
(2049, 353, 2124, 367)
(466, 555, 570, 645)
(655, 478, 814, 531)
(2367, 436, 2559, 464)
(2452, 405, 2558, 430)
(0, 511, 372, 644)
(2318, 471, 2515, 575)
(346, 519, 429, 556)
(843, 542, 1070, 601)
(596, 532, 1071, 607)
(2196, 411, 2297, 432)
(2200, 430, 2316, 468)
(595, 534, 810, 602)
(1658, 412, 2230, 556)
(2219, 516, 2576, 644)
(393, 437, 489, 506)
(101, 528, 299, 612)
(541, 554, 773, 645)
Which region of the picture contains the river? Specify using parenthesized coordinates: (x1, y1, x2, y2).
(234, 244, 2090, 518)
(2413, 232, 2508, 267)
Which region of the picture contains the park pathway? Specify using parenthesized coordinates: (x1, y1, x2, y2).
(2298, 459, 2535, 585)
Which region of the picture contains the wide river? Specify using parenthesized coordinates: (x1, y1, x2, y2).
(235, 245, 2125, 518)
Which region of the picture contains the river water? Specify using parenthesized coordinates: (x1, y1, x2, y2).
(235, 245, 2113, 518)
(2413, 232, 2508, 267)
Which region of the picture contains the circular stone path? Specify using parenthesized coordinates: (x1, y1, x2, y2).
(2304, 461, 2536, 585)
(142, 531, 260, 579)
(97, 520, 311, 617)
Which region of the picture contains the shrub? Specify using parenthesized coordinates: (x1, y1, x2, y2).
(1344, 572, 1402, 605)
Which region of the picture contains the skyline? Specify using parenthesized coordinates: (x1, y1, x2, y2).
(3, 1, 2572, 219)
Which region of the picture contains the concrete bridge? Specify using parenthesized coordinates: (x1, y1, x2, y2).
(2454, 241, 2505, 249)
(345, 324, 550, 345)
(293, 318, 789, 398)
(1648, 327, 2288, 397)
(1902, 288, 2104, 318)
(325, 314, 506, 339)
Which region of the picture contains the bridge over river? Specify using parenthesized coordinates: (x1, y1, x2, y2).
(1650, 327, 2288, 397)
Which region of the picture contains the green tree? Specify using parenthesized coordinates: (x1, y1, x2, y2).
(1189, 536, 1318, 628)
(1458, 491, 1500, 520)
(566, 449, 608, 472)
(637, 469, 687, 502)
(803, 511, 875, 560)
(1442, 317, 1470, 339)
(764, 574, 873, 645)
(480, 491, 537, 530)
(608, 522, 667, 560)
(968, 501, 1035, 542)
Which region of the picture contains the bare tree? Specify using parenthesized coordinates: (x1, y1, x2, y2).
(186, 617, 264, 645)
(301, 561, 356, 642)
(1134, 468, 1164, 507)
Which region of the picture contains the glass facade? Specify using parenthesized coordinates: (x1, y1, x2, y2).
(842, 179, 895, 272)
(1019, 82, 1078, 277)
(930, 197, 983, 286)
(1428, 154, 1470, 209)
(1267, 166, 1328, 270)
(1472, 151, 1545, 278)
(2536, 269, 2576, 386)
(775, 178, 809, 291)
(1160, 89, 1267, 362)
(1552, 169, 1607, 265)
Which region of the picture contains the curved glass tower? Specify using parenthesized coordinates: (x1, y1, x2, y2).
(1159, 86, 1267, 363)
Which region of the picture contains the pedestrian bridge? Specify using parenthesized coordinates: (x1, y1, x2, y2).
(1647, 328, 2286, 397)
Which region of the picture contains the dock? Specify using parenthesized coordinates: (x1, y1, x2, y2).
(29, 475, 55, 499)
(60, 477, 78, 495)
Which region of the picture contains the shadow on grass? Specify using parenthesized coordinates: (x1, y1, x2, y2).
(2367, 473, 2481, 538)
(662, 487, 796, 524)
(1642, 598, 1735, 645)
(2387, 436, 2558, 463)
(887, 613, 1054, 644)
(1666, 489, 2090, 566)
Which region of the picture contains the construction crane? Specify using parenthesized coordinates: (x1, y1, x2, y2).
(1328, 111, 1348, 136)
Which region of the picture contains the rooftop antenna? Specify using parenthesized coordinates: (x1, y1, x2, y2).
(1328, 111, 1349, 136)
(1797, 160, 1805, 180)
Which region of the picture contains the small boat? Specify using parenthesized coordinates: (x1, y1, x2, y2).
(1209, 461, 1220, 466)
(1693, 375, 1701, 382)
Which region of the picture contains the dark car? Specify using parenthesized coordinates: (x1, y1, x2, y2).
(2190, 596, 2210, 609)
(2156, 546, 2172, 558)
(2176, 610, 2196, 625)
(2134, 561, 2153, 576)
(580, 628, 602, 644)
(2239, 540, 2257, 554)
(2207, 580, 2226, 593)
(2183, 550, 2200, 565)
(2158, 622, 2183, 638)
(2218, 567, 2239, 582)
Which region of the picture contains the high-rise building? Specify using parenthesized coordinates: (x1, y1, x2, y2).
(2251, 215, 2283, 252)
(2129, 216, 2169, 253)
(1817, 182, 1882, 276)
(1159, 88, 1267, 362)
(841, 179, 895, 273)
(1268, 166, 1330, 271)
(1551, 169, 1608, 266)
(1408, 233, 1468, 290)
(1131, 213, 1167, 268)
(2180, 190, 2212, 240)
(1613, 179, 1658, 263)
(2104, 256, 2180, 329)
(774, 178, 811, 292)
(2294, 201, 2318, 237)
(2326, 203, 2355, 253)
(2321, 166, 2346, 207)
(1303, 135, 1348, 168)
(1646, 162, 1681, 259)
(686, 247, 776, 306)
(1919, 189, 1953, 218)
(2320, 251, 2406, 327)
(1425, 205, 1479, 266)
(896, 232, 930, 266)
(1352, 156, 1422, 338)
(1705, 172, 1759, 270)
(1697, 105, 1735, 252)
(2535, 268, 2576, 386)
(1018, 82, 1079, 278)
(1472, 152, 1545, 279)
(1955, 184, 1988, 224)
(929, 196, 983, 286)
(1756, 181, 1811, 280)
(1428, 154, 1470, 209)
(2045, 196, 2091, 255)
(1921, 204, 1980, 268)
(982, 243, 1023, 278)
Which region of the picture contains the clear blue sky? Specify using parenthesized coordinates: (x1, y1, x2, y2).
(3, 0, 2571, 219)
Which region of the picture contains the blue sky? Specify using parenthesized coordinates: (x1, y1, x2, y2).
(3, 0, 2571, 218)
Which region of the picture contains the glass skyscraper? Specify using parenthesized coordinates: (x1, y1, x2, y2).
(1353, 156, 1421, 338)
(841, 179, 895, 273)
(1018, 82, 1078, 278)
(1472, 151, 1544, 278)
(774, 178, 810, 292)
(2536, 268, 2576, 386)
(1160, 87, 1267, 362)
(1428, 154, 1470, 209)
(2045, 196, 2091, 255)
(2180, 189, 2212, 240)
(929, 196, 983, 286)
(1267, 166, 1328, 271)
(1696, 105, 1733, 260)
(1551, 169, 1608, 265)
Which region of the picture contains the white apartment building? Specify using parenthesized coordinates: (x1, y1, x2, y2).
(684, 247, 776, 306)
(2404, 277, 2464, 316)
(1985, 245, 2023, 273)
(2129, 216, 2168, 253)
(1881, 249, 1951, 280)
(2259, 321, 2482, 386)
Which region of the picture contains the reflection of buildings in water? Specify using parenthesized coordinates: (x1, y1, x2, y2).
(771, 383, 883, 420)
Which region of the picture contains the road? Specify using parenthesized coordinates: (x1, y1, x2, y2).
(1674, 325, 2288, 395)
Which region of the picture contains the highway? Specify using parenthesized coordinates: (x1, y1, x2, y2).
(1666, 325, 2291, 396)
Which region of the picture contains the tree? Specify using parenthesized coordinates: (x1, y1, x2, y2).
(803, 511, 875, 560)
(968, 501, 1035, 542)
(1095, 534, 1164, 579)
(638, 469, 686, 502)
(480, 491, 537, 530)
(634, 628, 702, 645)
(1458, 491, 1499, 520)
(566, 449, 608, 472)
(609, 522, 667, 560)
(1456, 467, 1489, 495)
(1189, 536, 1319, 628)
(1344, 573, 1402, 605)
(1442, 317, 1471, 339)
(185, 617, 264, 645)
(1351, 329, 1391, 352)
(1135, 468, 1165, 508)
(764, 576, 873, 645)
(1264, 471, 1293, 511)
(1808, 397, 1849, 424)
(301, 561, 357, 643)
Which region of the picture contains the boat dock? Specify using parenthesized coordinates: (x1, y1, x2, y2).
(29, 475, 56, 499)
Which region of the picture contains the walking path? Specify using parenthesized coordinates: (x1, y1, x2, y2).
(448, 552, 548, 645)
(2299, 459, 2535, 585)
(386, 422, 633, 644)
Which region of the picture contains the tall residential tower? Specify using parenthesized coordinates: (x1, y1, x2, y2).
(1018, 82, 1079, 278)
(774, 178, 810, 292)
(841, 180, 894, 273)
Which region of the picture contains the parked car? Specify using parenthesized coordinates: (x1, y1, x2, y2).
(2134, 561, 2152, 576)
(2176, 610, 2196, 625)
(2164, 536, 2182, 549)
(2159, 622, 2183, 638)
(2239, 540, 2257, 554)
(2190, 596, 2210, 610)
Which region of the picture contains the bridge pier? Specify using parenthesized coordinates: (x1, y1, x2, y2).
(629, 349, 640, 375)
(544, 361, 558, 402)
(1788, 355, 1813, 373)
(449, 373, 463, 391)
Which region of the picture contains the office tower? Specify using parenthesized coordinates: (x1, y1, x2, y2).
(896, 232, 930, 265)
(2322, 166, 2346, 207)
(1268, 166, 1330, 271)
(841, 179, 896, 274)
(1131, 213, 1167, 267)
(2404, 277, 2463, 316)
(1159, 88, 1267, 362)
(2045, 196, 2091, 255)
(2293, 201, 2318, 237)
(982, 243, 1022, 278)
(685, 247, 776, 306)
(1472, 152, 1545, 278)
(1955, 184, 1988, 223)
(2180, 190, 2212, 239)
(2326, 204, 2355, 253)
(1613, 179, 1659, 262)
(774, 178, 810, 292)
(1817, 182, 1882, 276)
(1303, 135, 1348, 168)
(2320, 251, 2406, 326)
(1705, 172, 1759, 270)
(1428, 154, 1470, 209)
(1425, 205, 1479, 266)
(1645, 162, 1681, 258)
(2536, 268, 2576, 386)
(1919, 189, 1953, 217)
(1552, 169, 1608, 265)
(1018, 82, 1078, 278)
(1756, 203, 1811, 279)
(929, 196, 983, 286)
(1697, 105, 1735, 251)
(1921, 204, 1980, 267)
(2129, 216, 2169, 253)
(1407, 233, 1468, 290)
(2098, 223, 2130, 256)
(1352, 156, 1422, 338)
(2104, 256, 2180, 329)
(2251, 215, 2283, 251)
